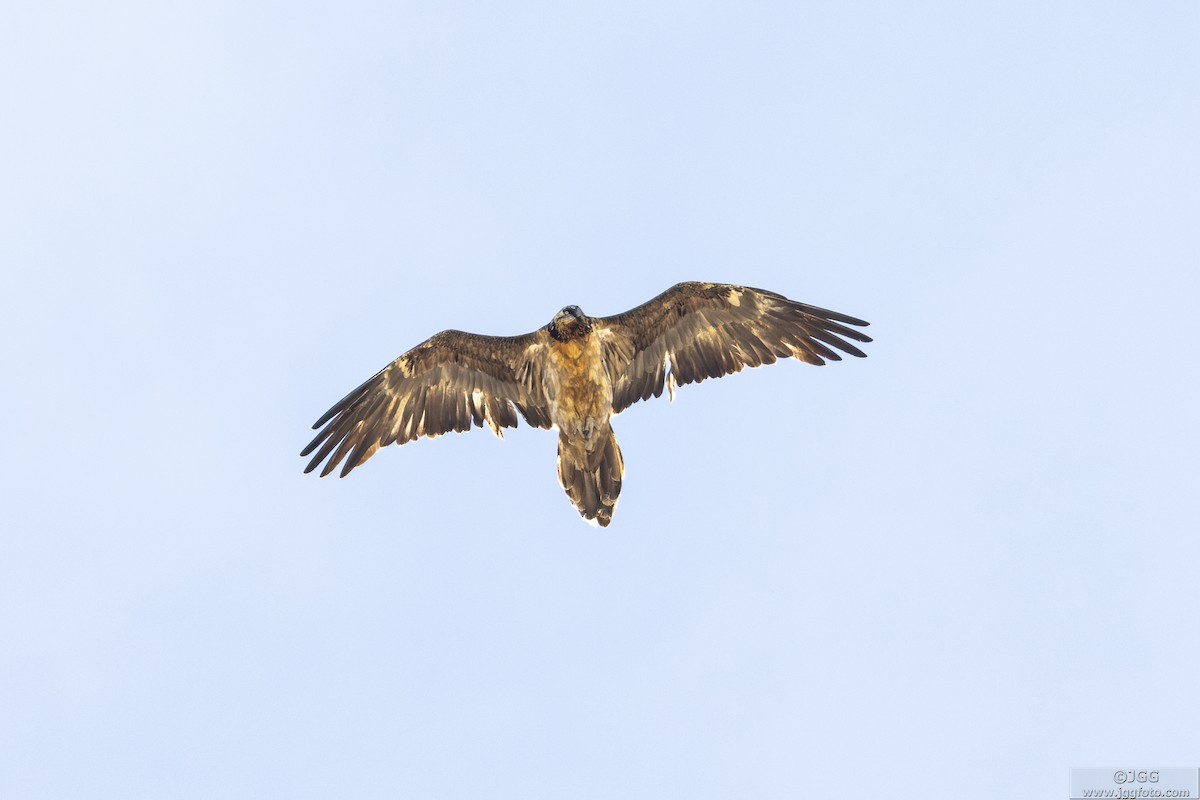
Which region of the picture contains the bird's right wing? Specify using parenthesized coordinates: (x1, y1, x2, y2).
(301, 329, 553, 478)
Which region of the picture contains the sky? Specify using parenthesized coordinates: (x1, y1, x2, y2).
(1, 1, 1198, 798)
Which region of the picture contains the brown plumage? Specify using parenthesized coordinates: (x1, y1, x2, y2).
(301, 281, 871, 526)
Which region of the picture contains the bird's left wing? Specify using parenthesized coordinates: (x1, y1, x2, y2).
(301, 329, 552, 478)
(594, 281, 872, 414)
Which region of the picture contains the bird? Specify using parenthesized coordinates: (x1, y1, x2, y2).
(301, 281, 871, 526)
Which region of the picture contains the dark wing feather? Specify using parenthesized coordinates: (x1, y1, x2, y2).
(301, 329, 552, 478)
(595, 281, 871, 413)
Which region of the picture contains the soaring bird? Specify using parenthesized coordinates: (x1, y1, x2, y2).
(301, 281, 871, 526)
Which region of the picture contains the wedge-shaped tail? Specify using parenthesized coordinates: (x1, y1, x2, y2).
(557, 426, 624, 527)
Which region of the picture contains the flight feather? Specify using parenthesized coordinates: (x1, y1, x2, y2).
(301, 330, 552, 478)
(594, 281, 872, 413)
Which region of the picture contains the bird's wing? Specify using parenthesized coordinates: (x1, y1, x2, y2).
(595, 281, 872, 413)
(301, 329, 553, 477)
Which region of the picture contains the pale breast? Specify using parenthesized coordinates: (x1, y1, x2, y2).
(544, 334, 614, 441)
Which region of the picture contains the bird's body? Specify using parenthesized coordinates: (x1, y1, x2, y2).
(301, 282, 871, 526)
(544, 318, 612, 442)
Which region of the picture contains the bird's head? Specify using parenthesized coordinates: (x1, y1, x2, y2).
(549, 304, 591, 341)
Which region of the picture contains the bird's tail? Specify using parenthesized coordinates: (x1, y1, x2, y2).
(557, 426, 624, 527)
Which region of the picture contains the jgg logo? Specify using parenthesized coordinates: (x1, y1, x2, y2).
(1114, 770, 1160, 784)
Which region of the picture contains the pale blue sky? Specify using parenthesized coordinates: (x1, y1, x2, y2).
(2, 2, 1198, 798)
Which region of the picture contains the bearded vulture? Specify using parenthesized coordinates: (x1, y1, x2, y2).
(301, 281, 871, 526)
